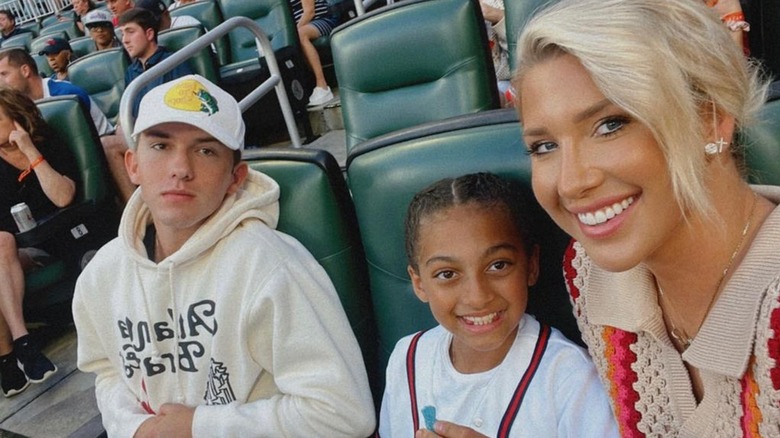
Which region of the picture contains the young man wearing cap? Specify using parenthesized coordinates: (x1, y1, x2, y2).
(39, 37, 74, 81)
(0, 49, 114, 137)
(83, 9, 121, 51)
(135, 0, 200, 32)
(72, 74, 376, 437)
(0, 10, 30, 44)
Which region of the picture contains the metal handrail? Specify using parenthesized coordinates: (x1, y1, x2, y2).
(119, 16, 303, 149)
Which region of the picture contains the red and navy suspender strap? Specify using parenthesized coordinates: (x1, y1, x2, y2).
(497, 324, 552, 437)
(405, 330, 428, 433)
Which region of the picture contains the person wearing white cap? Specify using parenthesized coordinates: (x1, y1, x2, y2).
(83, 9, 121, 51)
(72, 75, 376, 438)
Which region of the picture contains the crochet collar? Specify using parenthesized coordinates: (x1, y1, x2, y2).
(585, 185, 780, 378)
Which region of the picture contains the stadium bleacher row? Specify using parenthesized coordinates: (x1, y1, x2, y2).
(11, 0, 780, 410)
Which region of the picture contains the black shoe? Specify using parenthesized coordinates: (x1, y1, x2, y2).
(14, 335, 57, 384)
(0, 351, 29, 397)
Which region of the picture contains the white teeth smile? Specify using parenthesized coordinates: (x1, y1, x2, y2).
(462, 312, 500, 326)
(577, 196, 634, 226)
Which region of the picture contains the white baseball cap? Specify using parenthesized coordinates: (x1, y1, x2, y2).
(83, 9, 113, 28)
(132, 75, 245, 151)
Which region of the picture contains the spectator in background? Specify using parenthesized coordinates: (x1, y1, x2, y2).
(135, 0, 201, 32)
(480, 0, 512, 107)
(289, 0, 338, 107)
(106, 0, 133, 26)
(99, 8, 192, 204)
(0, 10, 30, 44)
(0, 49, 114, 138)
(83, 9, 121, 51)
(66, 0, 96, 33)
(38, 37, 74, 81)
(0, 88, 77, 397)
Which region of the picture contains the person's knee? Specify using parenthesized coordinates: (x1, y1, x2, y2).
(0, 232, 17, 258)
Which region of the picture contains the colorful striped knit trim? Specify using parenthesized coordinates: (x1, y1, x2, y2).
(563, 240, 580, 303)
(602, 326, 643, 437)
(768, 305, 780, 390)
(740, 357, 762, 438)
(563, 240, 643, 436)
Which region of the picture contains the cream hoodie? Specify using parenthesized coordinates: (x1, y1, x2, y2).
(73, 169, 376, 437)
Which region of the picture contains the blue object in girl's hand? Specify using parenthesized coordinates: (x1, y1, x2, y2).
(422, 405, 437, 430)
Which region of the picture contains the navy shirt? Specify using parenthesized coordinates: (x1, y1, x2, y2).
(125, 46, 193, 118)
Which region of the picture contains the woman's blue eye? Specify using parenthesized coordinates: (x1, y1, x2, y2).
(527, 141, 558, 155)
(596, 117, 628, 137)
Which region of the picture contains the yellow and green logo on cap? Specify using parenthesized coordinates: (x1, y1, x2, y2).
(163, 79, 219, 116)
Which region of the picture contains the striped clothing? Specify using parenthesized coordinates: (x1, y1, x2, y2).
(564, 186, 780, 437)
(289, 0, 336, 36)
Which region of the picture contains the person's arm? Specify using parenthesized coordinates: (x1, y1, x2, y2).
(73, 273, 154, 438)
(707, 0, 747, 50)
(297, 0, 316, 27)
(189, 252, 376, 437)
(12, 122, 75, 207)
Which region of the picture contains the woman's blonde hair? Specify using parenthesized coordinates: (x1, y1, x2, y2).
(512, 0, 769, 217)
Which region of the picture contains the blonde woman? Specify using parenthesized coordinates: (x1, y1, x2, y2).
(513, 0, 777, 436)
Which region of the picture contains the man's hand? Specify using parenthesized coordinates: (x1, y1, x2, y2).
(414, 421, 490, 438)
(134, 404, 195, 438)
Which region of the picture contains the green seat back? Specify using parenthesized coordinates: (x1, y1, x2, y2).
(219, 0, 298, 65)
(744, 98, 780, 185)
(31, 53, 53, 78)
(170, 0, 230, 67)
(246, 148, 380, 402)
(68, 47, 129, 124)
(68, 35, 96, 58)
(37, 96, 107, 203)
(331, 0, 499, 150)
(18, 21, 40, 38)
(0, 31, 33, 51)
(346, 108, 576, 393)
(505, 0, 556, 70)
(158, 25, 219, 83)
(31, 31, 68, 56)
(38, 19, 83, 39)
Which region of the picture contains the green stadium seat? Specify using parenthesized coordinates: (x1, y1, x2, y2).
(505, 0, 555, 70)
(346, 108, 576, 396)
(158, 25, 219, 83)
(245, 147, 380, 404)
(330, 0, 500, 151)
(218, 0, 300, 83)
(21, 95, 119, 322)
(38, 19, 83, 39)
(0, 31, 33, 51)
(169, 0, 229, 67)
(68, 47, 130, 125)
(68, 35, 96, 58)
(17, 21, 40, 38)
(744, 97, 780, 186)
(218, 0, 314, 145)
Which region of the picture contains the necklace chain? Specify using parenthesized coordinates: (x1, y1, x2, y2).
(658, 192, 759, 350)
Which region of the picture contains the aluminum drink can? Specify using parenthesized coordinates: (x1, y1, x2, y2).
(11, 202, 36, 232)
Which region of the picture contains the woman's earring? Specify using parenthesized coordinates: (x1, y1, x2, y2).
(705, 138, 728, 156)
